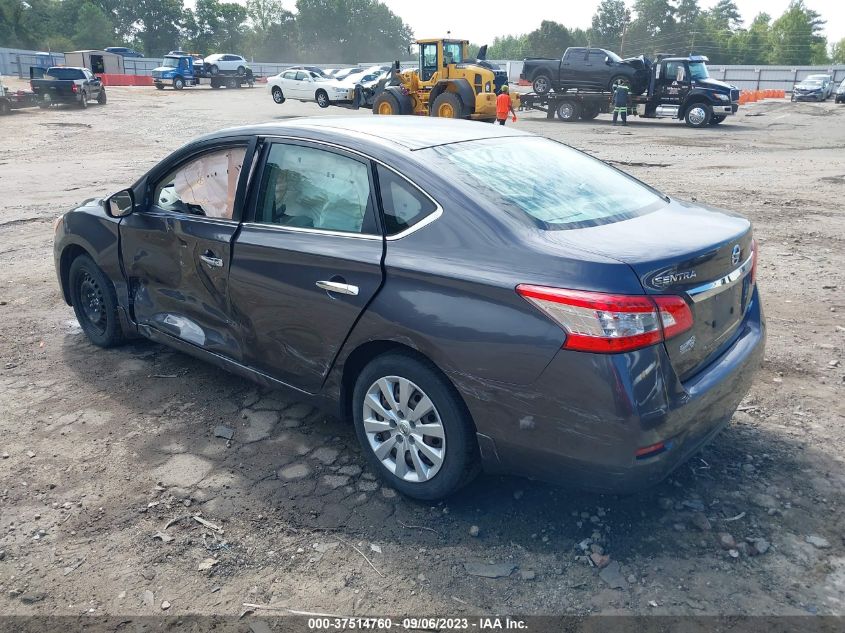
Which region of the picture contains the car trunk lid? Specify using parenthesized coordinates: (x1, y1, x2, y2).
(547, 199, 754, 380)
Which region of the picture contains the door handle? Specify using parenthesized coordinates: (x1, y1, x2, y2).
(200, 253, 223, 268)
(316, 280, 359, 296)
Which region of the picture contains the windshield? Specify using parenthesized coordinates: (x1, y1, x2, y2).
(689, 62, 709, 81)
(800, 80, 821, 86)
(606, 50, 622, 63)
(45, 68, 84, 80)
(162, 57, 180, 68)
(443, 41, 464, 64)
(425, 137, 666, 230)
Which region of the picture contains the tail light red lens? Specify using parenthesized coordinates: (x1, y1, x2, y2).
(71, 83, 78, 93)
(516, 285, 694, 353)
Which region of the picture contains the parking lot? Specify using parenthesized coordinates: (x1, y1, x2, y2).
(0, 82, 843, 618)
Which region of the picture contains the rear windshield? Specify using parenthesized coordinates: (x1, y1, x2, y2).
(46, 68, 85, 80)
(424, 137, 666, 230)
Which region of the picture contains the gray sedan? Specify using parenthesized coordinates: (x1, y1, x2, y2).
(53, 117, 765, 500)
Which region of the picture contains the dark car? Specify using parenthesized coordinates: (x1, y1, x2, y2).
(105, 47, 144, 58)
(791, 79, 826, 102)
(835, 80, 845, 104)
(53, 118, 764, 500)
(30, 67, 106, 109)
(522, 47, 650, 95)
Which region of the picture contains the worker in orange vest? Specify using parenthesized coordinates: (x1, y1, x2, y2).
(496, 84, 517, 125)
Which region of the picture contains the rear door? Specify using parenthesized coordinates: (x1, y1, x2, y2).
(229, 138, 384, 392)
(119, 138, 255, 360)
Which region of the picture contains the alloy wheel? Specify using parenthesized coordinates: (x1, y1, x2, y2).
(688, 106, 707, 126)
(363, 376, 446, 483)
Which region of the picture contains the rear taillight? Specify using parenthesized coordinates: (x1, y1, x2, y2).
(516, 285, 693, 353)
(750, 238, 758, 286)
(71, 83, 78, 93)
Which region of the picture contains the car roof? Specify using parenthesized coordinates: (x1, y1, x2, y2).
(205, 116, 533, 151)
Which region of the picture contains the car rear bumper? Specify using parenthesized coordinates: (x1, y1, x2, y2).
(463, 287, 765, 493)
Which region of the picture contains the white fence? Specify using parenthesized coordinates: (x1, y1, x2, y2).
(3, 46, 843, 90)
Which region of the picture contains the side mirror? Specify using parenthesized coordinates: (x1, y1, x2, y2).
(106, 189, 134, 218)
(605, 57, 611, 65)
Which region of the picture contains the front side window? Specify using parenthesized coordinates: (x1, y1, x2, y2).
(152, 147, 247, 219)
(424, 137, 666, 230)
(295, 71, 308, 81)
(587, 50, 606, 63)
(255, 144, 375, 234)
(376, 165, 437, 235)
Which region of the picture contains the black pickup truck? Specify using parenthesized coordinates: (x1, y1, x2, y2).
(30, 67, 107, 109)
(522, 47, 650, 95)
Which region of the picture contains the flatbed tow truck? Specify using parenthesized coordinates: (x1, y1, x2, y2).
(151, 54, 256, 90)
(519, 55, 740, 128)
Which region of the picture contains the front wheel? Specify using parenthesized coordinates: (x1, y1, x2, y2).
(352, 352, 478, 500)
(209, 64, 219, 76)
(173, 77, 185, 90)
(272, 86, 284, 104)
(532, 74, 552, 94)
(68, 255, 125, 348)
(97, 88, 107, 105)
(315, 89, 330, 108)
(684, 103, 712, 128)
(236, 65, 245, 76)
(373, 91, 400, 115)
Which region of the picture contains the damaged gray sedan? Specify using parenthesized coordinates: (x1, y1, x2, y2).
(54, 117, 765, 500)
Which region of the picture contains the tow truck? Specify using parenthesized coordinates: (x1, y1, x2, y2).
(151, 54, 255, 90)
(519, 55, 740, 128)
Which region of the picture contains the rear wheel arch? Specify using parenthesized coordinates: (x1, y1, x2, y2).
(339, 340, 477, 435)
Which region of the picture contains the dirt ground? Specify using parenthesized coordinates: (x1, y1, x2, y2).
(0, 79, 843, 620)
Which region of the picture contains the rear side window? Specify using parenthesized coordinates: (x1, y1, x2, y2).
(425, 137, 665, 230)
(255, 143, 377, 234)
(376, 165, 437, 235)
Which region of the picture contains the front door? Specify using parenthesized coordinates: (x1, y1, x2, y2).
(657, 61, 691, 105)
(119, 142, 251, 360)
(229, 139, 384, 393)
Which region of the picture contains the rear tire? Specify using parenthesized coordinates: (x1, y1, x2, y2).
(532, 74, 552, 94)
(316, 89, 330, 108)
(155, 83, 165, 90)
(68, 255, 125, 348)
(272, 86, 284, 104)
(79, 92, 88, 109)
(709, 115, 726, 125)
(430, 92, 467, 119)
(352, 352, 478, 501)
(0, 100, 10, 115)
(97, 88, 107, 105)
(556, 100, 580, 121)
(580, 103, 601, 119)
(684, 103, 712, 128)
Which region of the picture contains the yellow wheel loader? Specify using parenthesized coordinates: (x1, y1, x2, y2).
(372, 39, 519, 121)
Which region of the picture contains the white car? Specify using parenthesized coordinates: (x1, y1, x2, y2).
(267, 69, 355, 108)
(204, 54, 249, 76)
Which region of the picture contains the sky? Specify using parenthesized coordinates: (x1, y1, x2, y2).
(275, 0, 844, 45)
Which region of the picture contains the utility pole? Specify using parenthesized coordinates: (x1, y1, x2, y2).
(620, 24, 627, 56)
(689, 30, 696, 56)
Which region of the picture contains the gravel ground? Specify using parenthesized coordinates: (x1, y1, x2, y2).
(0, 81, 843, 619)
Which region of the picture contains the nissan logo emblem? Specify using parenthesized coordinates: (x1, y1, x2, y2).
(731, 244, 741, 266)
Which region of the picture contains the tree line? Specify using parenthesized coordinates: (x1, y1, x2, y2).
(488, 0, 841, 65)
(1, 0, 843, 64)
